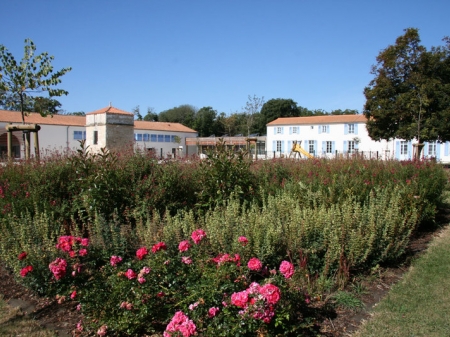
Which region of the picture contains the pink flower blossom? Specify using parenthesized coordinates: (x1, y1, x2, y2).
(20, 265, 33, 277)
(97, 324, 108, 336)
(259, 283, 281, 305)
(125, 269, 137, 280)
(178, 240, 191, 252)
(49, 258, 67, 280)
(138, 277, 146, 284)
(152, 242, 167, 253)
(208, 307, 220, 318)
(238, 236, 248, 246)
(110, 255, 123, 267)
(69, 250, 77, 258)
(191, 229, 206, 244)
(80, 238, 89, 246)
(76, 321, 83, 332)
(157, 291, 165, 297)
(140, 266, 151, 274)
(136, 246, 149, 260)
(164, 311, 196, 337)
(231, 290, 249, 308)
(279, 260, 295, 279)
(70, 290, 77, 299)
(78, 249, 88, 257)
(189, 302, 199, 310)
(182, 256, 192, 265)
(247, 257, 262, 271)
(18, 251, 27, 260)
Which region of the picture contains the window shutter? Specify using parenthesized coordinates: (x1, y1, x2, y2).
(327, 125, 330, 134)
(344, 124, 348, 135)
(408, 141, 413, 160)
(395, 141, 400, 159)
(355, 141, 359, 150)
(281, 141, 285, 153)
(318, 126, 322, 134)
(332, 141, 335, 153)
(281, 127, 284, 134)
(272, 141, 276, 152)
(354, 124, 359, 135)
(288, 140, 292, 152)
(424, 142, 429, 156)
(437, 142, 441, 160)
(322, 141, 326, 153)
(289, 127, 292, 135)
(274, 127, 276, 135)
(314, 140, 317, 156)
(445, 142, 450, 156)
(343, 140, 347, 153)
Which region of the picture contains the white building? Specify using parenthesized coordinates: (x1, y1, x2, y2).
(0, 106, 198, 159)
(266, 115, 450, 163)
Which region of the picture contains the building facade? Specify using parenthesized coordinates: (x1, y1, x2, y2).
(266, 115, 450, 163)
(0, 107, 198, 159)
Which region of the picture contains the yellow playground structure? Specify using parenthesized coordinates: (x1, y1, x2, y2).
(289, 141, 314, 159)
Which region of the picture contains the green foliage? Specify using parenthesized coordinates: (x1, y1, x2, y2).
(364, 28, 450, 143)
(0, 38, 71, 122)
(0, 148, 447, 336)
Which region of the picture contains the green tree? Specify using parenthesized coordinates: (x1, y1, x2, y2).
(193, 106, 218, 137)
(243, 95, 265, 136)
(0, 39, 71, 123)
(364, 28, 450, 148)
(132, 105, 143, 121)
(159, 104, 197, 128)
(258, 98, 299, 134)
(143, 107, 158, 121)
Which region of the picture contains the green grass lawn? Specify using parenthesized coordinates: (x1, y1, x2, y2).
(354, 224, 450, 337)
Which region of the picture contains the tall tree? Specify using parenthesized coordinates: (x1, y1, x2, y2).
(0, 39, 71, 123)
(243, 95, 265, 136)
(364, 28, 450, 147)
(193, 106, 218, 137)
(258, 98, 299, 134)
(132, 105, 143, 121)
(159, 104, 197, 128)
(143, 107, 158, 121)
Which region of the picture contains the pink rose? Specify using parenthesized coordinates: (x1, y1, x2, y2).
(152, 242, 167, 253)
(231, 290, 249, 308)
(164, 311, 196, 337)
(136, 247, 149, 260)
(191, 229, 206, 244)
(259, 283, 281, 305)
(110, 255, 123, 266)
(97, 324, 108, 336)
(138, 277, 146, 284)
(208, 306, 220, 318)
(18, 251, 27, 260)
(80, 238, 89, 246)
(182, 256, 192, 265)
(70, 290, 77, 299)
(20, 265, 33, 277)
(125, 269, 137, 280)
(49, 258, 67, 280)
(78, 248, 88, 257)
(238, 236, 248, 246)
(140, 266, 151, 274)
(178, 240, 191, 252)
(247, 257, 262, 271)
(279, 260, 295, 279)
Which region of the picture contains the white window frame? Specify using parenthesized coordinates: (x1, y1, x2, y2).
(428, 142, 436, 156)
(292, 127, 298, 134)
(322, 125, 327, 133)
(308, 140, 314, 154)
(400, 141, 408, 155)
(348, 140, 355, 153)
(276, 140, 282, 152)
(276, 127, 282, 134)
(348, 124, 355, 134)
(326, 141, 333, 154)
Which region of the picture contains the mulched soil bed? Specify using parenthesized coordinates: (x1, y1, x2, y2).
(1, 213, 447, 336)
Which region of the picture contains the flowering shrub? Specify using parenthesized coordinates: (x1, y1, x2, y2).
(12, 230, 311, 336)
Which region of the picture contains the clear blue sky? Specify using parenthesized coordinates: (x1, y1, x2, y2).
(2, 0, 449, 115)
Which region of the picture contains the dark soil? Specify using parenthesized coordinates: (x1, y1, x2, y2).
(1, 208, 448, 337)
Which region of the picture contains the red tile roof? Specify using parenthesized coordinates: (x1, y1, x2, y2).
(134, 120, 197, 133)
(267, 115, 367, 125)
(0, 110, 197, 133)
(86, 106, 134, 116)
(0, 110, 86, 126)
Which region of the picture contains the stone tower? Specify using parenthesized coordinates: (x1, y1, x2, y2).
(85, 105, 134, 154)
